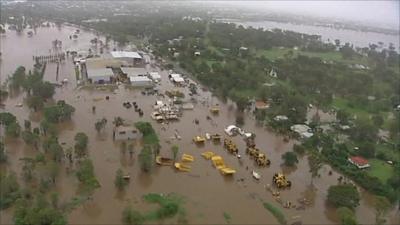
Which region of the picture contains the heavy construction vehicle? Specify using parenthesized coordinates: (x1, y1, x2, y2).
(255, 153, 271, 166)
(246, 147, 260, 157)
(174, 163, 191, 172)
(156, 156, 174, 166)
(210, 105, 220, 114)
(210, 156, 236, 175)
(193, 136, 206, 144)
(182, 153, 194, 162)
(273, 173, 292, 188)
(210, 134, 221, 143)
(223, 138, 239, 155)
(201, 151, 215, 160)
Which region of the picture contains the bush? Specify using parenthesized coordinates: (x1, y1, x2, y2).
(263, 202, 286, 225)
(327, 184, 360, 209)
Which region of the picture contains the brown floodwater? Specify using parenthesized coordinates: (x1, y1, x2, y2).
(1, 24, 399, 225)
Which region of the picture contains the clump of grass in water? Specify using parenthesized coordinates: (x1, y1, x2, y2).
(263, 202, 287, 225)
(223, 212, 231, 224)
(142, 193, 185, 221)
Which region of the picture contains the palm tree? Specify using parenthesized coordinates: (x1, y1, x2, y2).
(308, 151, 322, 186)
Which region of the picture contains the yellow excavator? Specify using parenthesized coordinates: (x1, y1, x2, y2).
(211, 134, 221, 143)
(201, 151, 215, 160)
(223, 138, 239, 155)
(182, 153, 194, 162)
(273, 173, 292, 188)
(255, 153, 271, 166)
(210, 105, 220, 114)
(211, 156, 236, 175)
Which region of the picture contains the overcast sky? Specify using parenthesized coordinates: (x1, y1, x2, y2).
(221, 1, 399, 29)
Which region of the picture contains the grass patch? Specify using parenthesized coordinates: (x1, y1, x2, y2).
(332, 97, 370, 119)
(263, 202, 286, 225)
(367, 159, 394, 183)
(257, 47, 368, 65)
(223, 212, 231, 224)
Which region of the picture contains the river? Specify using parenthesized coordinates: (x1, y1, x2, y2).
(1, 23, 399, 225)
(221, 19, 400, 50)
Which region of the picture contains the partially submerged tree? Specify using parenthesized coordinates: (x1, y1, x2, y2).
(171, 145, 179, 161)
(282, 151, 298, 167)
(327, 184, 360, 210)
(114, 169, 128, 191)
(74, 132, 89, 159)
(138, 145, 153, 173)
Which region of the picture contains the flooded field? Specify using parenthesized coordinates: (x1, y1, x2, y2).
(1, 24, 399, 225)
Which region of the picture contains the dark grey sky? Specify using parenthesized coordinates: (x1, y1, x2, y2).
(220, 1, 399, 29)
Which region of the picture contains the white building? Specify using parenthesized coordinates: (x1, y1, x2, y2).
(87, 68, 114, 83)
(121, 67, 147, 77)
(111, 51, 142, 66)
(290, 124, 314, 138)
(169, 73, 185, 84)
(113, 126, 140, 141)
(130, 76, 153, 87)
(149, 72, 161, 82)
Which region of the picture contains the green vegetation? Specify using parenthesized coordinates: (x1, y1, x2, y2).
(0, 142, 6, 163)
(95, 118, 107, 133)
(138, 145, 154, 173)
(75, 159, 100, 195)
(0, 172, 20, 209)
(121, 193, 185, 224)
(74, 132, 89, 159)
(171, 145, 179, 161)
(367, 159, 394, 183)
(135, 121, 159, 146)
(115, 169, 128, 191)
(223, 212, 232, 224)
(44, 100, 75, 123)
(263, 202, 286, 225)
(327, 184, 360, 210)
(336, 207, 358, 225)
(281, 151, 298, 167)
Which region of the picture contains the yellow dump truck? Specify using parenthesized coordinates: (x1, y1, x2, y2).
(210, 134, 221, 142)
(174, 163, 191, 172)
(193, 136, 206, 144)
(182, 153, 194, 162)
(223, 138, 239, 155)
(201, 151, 215, 160)
(220, 167, 236, 175)
(210, 106, 220, 114)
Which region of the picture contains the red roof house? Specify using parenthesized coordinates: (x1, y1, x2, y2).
(348, 156, 370, 169)
(255, 100, 269, 110)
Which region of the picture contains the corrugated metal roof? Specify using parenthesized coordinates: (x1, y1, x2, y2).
(129, 76, 152, 82)
(111, 51, 142, 59)
(87, 68, 114, 78)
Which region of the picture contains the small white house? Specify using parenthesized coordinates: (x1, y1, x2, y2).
(121, 67, 147, 77)
(113, 126, 140, 141)
(87, 68, 114, 83)
(130, 76, 153, 87)
(149, 72, 161, 82)
(290, 124, 314, 138)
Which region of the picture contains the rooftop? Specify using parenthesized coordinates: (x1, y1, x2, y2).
(130, 76, 152, 82)
(349, 156, 369, 166)
(111, 51, 142, 59)
(87, 68, 114, 78)
(121, 67, 147, 76)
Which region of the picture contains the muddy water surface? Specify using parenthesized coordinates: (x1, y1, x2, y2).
(1, 25, 399, 225)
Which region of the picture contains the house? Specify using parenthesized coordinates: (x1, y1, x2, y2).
(121, 67, 147, 77)
(149, 72, 161, 82)
(269, 68, 278, 78)
(255, 100, 269, 110)
(194, 51, 201, 56)
(169, 73, 185, 84)
(110, 51, 142, 66)
(290, 124, 313, 138)
(348, 156, 370, 169)
(87, 68, 114, 83)
(113, 126, 140, 141)
(274, 115, 289, 121)
(130, 76, 153, 87)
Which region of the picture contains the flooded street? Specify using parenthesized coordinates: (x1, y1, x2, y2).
(1, 24, 399, 225)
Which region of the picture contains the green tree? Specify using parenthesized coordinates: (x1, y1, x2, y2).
(6, 122, 21, 138)
(74, 132, 89, 159)
(76, 159, 100, 195)
(32, 81, 55, 99)
(113, 117, 124, 127)
(336, 207, 358, 225)
(171, 145, 179, 161)
(13, 195, 66, 225)
(293, 144, 306, 155)
(26, 95, 44, 112)
(371, 114, 384, 128)
(327, 184, 360, 210)
(46, 161, 60, 184)
(139, 145, 153, 173)
(95, 118, 107, 133)
(281, 151, 298, 167)
(0, 112, 17, 126)
(21, 131, 40, 149)
(0, 142, 7, 163)
(0, 172, 20, 209)
(336, 109, 350, 125)
(114, 169, 128, 191)
(122, 205, 144, 225)
(24, 120, 31, 131)
(308, 151, 322, 185)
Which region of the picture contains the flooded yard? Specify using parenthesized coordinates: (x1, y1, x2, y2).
(1, 24, 398, 225)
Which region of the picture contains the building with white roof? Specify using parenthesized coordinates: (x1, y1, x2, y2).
(121, 67, 147, 77)
(129, 76, 153, 87)
(149, 72, 161, 82)
(111, 51, 142, 66)
(290, 124, 314, 139)
(87, 68, 114, 83)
